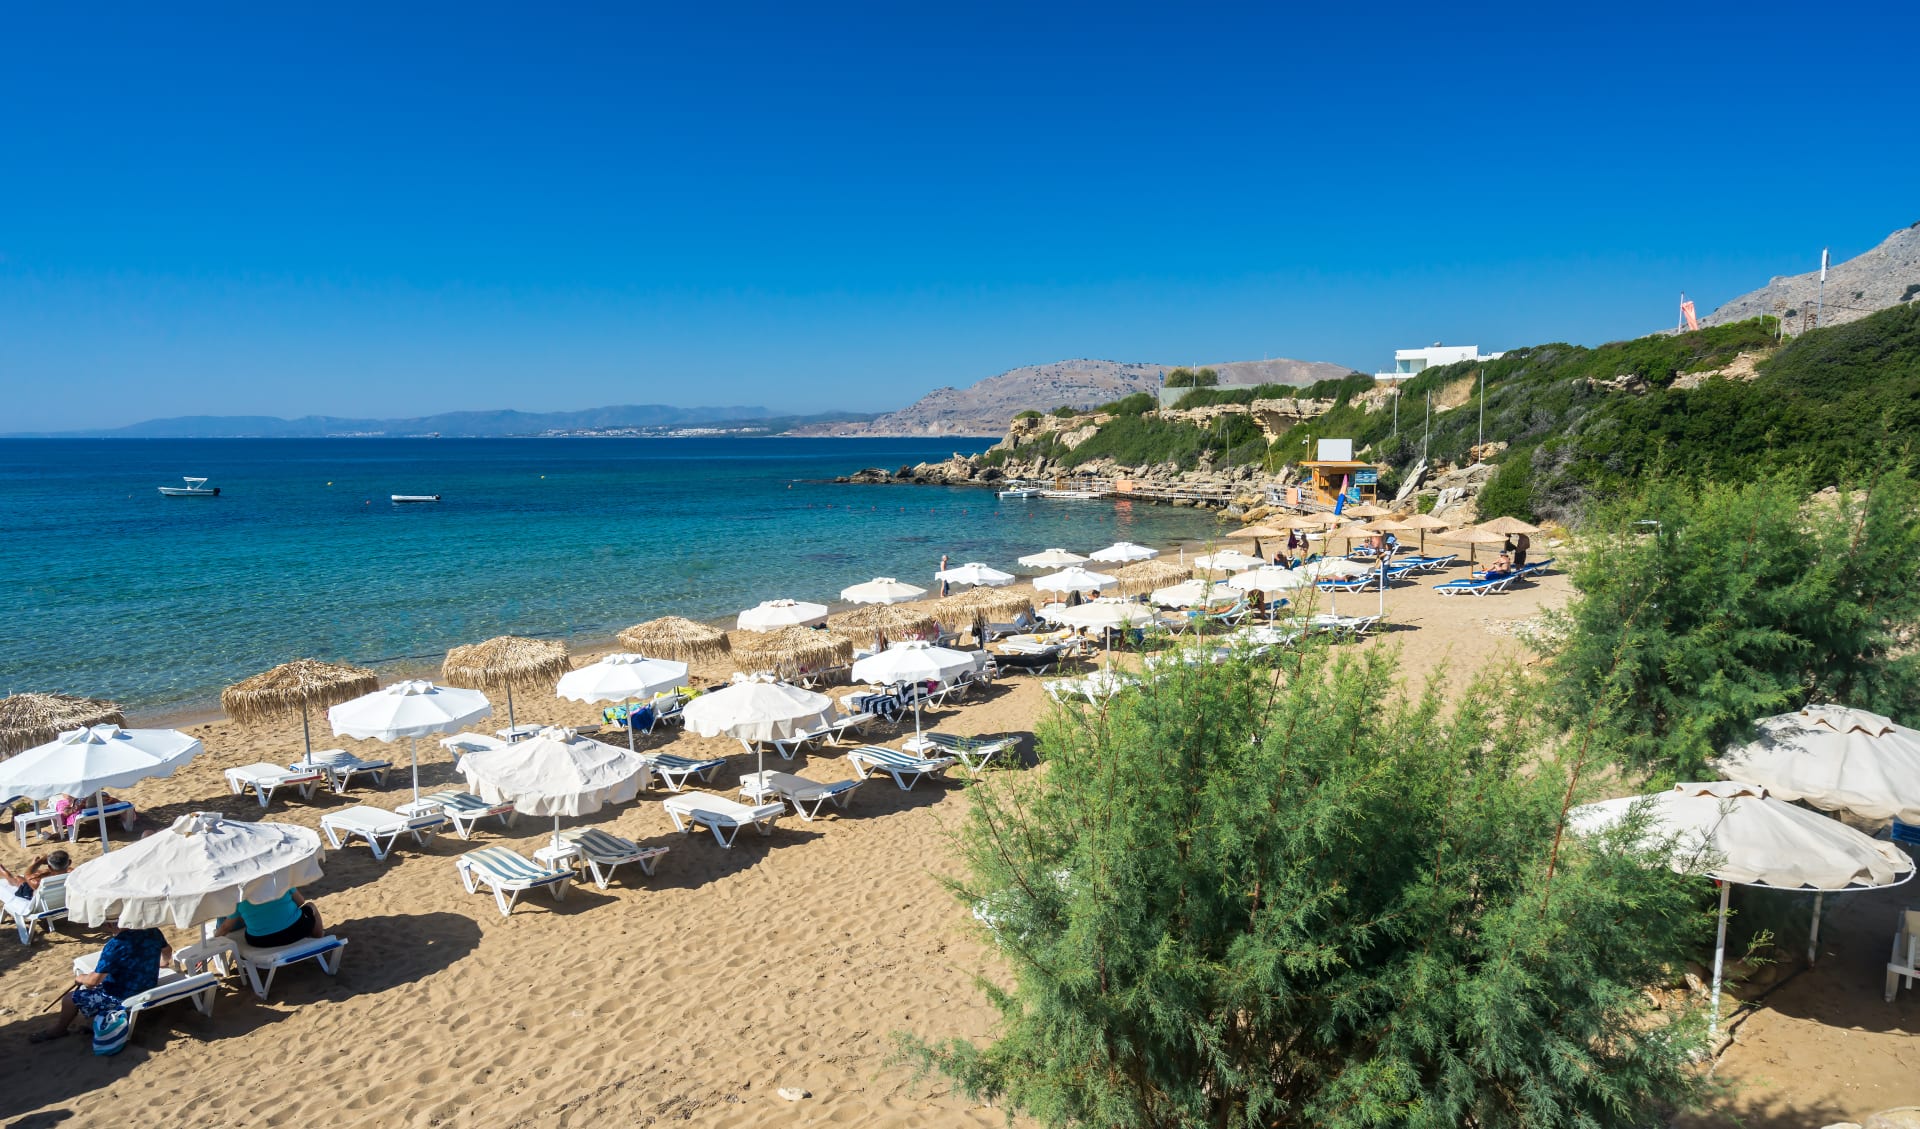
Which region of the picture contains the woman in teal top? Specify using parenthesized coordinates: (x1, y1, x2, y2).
(216, 889, 323, 948)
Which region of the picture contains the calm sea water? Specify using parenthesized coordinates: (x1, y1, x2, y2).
(0, 438, 1219, 715)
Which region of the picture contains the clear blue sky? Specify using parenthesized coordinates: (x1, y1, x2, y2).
(4, 1, 1913, 431)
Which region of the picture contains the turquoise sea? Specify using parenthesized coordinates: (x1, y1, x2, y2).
(0, 438, 1220, 716)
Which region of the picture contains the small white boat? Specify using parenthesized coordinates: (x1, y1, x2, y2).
(998, 487, 1043, 499)
(391, 494, 442, 504)
(158, 476, 220, 497)
(1040, 489, 1100, 500)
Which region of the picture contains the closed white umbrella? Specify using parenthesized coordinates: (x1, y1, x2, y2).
(737, 599, 829, 631)
(840, 577, 928, 605)
(1019, 548, 1088, 569)
(556, 653, 690, 753)
(328, 679, 493, 805)
(935, 562, 1015, 588)
(683, 673, 835, 779)
(1193, 550, 1266, 573)
(0, 725, 202, 849)
(1571, 781, 1914, 1040)
(1088, 541, 1158, 563)
(457, 726, 650, 849)
(1715, 706, 1920, 824)
(64, 811, 324, 929)
(851, 641, 978, 744)
(1033, 566, 1116, 594)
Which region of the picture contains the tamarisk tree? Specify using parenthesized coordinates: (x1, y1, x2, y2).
(903, 647, 1707, 1128)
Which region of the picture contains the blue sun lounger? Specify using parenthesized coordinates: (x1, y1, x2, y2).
(1434, 574, 1516, 596)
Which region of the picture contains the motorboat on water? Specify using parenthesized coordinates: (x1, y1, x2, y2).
(158, 477, 220, 497)
(1039, 489, 1101, 500)
(998, 486, 1043, 499)
(391, 494, 442, 503)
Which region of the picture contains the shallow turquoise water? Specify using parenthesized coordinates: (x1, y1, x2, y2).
(0, 438, 1219, 713)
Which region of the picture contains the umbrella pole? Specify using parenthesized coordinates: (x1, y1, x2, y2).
(507, 684, 516, 730)
(410, 736, 421, 803)
(301, 704, 313, 760)
(96, 788, 111, 851)
(553, 813, 562, 851)
(1710, 881, 1730, 1044)
(626, 697, 637, 754)
(1378, 564, 1387, 619)
(1809, 891, 1825, 965)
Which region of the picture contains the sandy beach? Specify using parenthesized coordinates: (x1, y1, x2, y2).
(5, 563, 1915, 1127)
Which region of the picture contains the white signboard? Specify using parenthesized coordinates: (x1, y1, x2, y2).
(1316, 439, 1353, 462)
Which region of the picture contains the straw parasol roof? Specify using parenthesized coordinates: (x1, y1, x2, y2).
(732, 627, 853, 680)
(1341, 502, 1394, 519)
(221, 659, 378, 726)
(1108, 558, 1193, 596)
(832, 603, 942, 643)
(1441, 526, 1509, 546)
(933, 585, 1036, 625)
(442, 636, 570, 693)
(1476, 515, 1543, 536)
(617, 616, 732, 667)
(1225, 524, 1285, 541)
(1397, 513, 1452, 531)
(1263, 513, 1329, 530)
(0, 693, 126, 757)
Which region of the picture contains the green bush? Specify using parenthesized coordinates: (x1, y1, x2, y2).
(1543, 469, 1920, 779)
(1164, 366, 1220, 388)
(1092, 392, 1155, 416)
(1474, 451, 1537, 522)
(902, 645, 1710, 1127)
(1013, 409, 1043, 421)
(1049, 405, 1079, 419)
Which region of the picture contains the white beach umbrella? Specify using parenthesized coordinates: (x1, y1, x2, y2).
(1570, 781, 1914, 1040)
(851, 641, 978, 743)
(1149, 579, 1236, 608)
(1033, 566, 1117, 594)
(1715, 706, 1920, 825)
(1226, 565, 1309, 593)
(457, 726, 650, 848)
(682, 673, 835, 779)
(1042, 601, 1158, 631)
(0, 725, 203, 849)
(1193, 550, 1266, 573)
(840, 577, 929, 605)
(1018, 548, 1088, 569)
(737, 599, 830, 631)
(935, 561, 1015, 588)
(1299, 557, 1371, 580)
(556, 653, 691, 753)
(328, 679, 493, 804)
(1088, 541, 1158, 563)
(64, 811, 324, 929)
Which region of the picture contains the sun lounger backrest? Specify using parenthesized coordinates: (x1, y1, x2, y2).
(32, 874, 67, 915)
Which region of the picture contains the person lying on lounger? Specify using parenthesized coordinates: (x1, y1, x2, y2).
(32, 924, 170, 1043)
(1, 850, 70, 916)
(1484, 552, 1515, 580)
(50, 792, 138, 836)
(215, 889, 324, 948)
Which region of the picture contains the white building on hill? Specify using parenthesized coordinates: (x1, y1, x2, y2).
(1375, 343, 1502, 382)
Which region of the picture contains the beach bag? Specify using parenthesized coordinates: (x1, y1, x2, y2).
(91, 1008, 130, 1056)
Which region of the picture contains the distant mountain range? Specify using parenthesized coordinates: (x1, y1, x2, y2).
(1704, 221, 1920, 330)
(5, 404, 873, 439)
(789, 355, 1358, 437)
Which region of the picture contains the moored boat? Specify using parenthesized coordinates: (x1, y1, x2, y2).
(998, 487, 1043, 499)
(391, 494, 442, 503)
(158, 477, 220, 497)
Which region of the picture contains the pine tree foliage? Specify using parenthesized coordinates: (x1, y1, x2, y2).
(904, 646, 1708, 1128)
(1543, 470, 1920, 779)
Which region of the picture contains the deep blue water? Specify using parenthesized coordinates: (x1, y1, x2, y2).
(0, 438, 1218, 714)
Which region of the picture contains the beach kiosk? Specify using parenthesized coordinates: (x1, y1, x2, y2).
(1294, 439, 1379, 509)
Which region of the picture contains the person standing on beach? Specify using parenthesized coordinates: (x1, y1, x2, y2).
(939, 554, 950, 598)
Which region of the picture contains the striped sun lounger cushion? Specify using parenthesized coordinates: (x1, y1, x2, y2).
(646, 753, 726, 773)
(424, 791, 510, 816)
(463, 845, 568, 885)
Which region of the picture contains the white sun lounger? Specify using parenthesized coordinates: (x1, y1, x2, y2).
(225, 762, 327, 808)
(10, 873, 68, 944)
(912, 732, 1017, 776)
(738, 770, 863, 821)
(661, 792, 785, 847)
(295, 748, 392, 793)
(319, 805, 448, 861)
(455, 845, 573, 917)
(556, 827, 669, 889)
(234, 935, 349, 998)
(846, 745, 958, 791)
(770, 711, 878, 759)
(74, 948, 221, 1033)
(418, 790, 516, 839)
(641, 752, 727, 792)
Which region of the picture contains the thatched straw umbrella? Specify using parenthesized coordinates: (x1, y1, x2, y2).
(1395, 512, 1452, 553)
(732, 627, 853, 681)
(933, 586, 1039, 645)
(0, 693, 126, 758)
(1476, 515, 1542, 537)
(832, 604, 942, 650)
(1108, 558, 1192, 597)
(618, 616, 732, 668)
(442, 635, 569, 730)
(221, 659, 378, 759)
